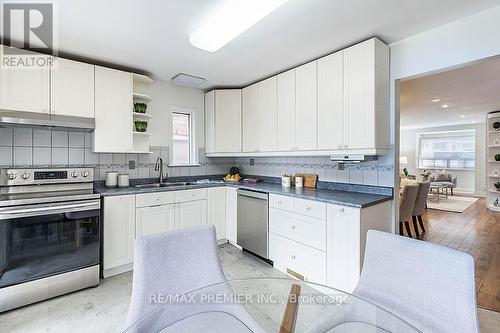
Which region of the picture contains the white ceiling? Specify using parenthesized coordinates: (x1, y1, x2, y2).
(400, 56, 500, 129)
(4, 0, 500, 88)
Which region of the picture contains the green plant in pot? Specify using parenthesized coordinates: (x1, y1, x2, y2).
(496, 154, 500, 161)
(134, 102, 147, 114)
(134, 121, 148, 132)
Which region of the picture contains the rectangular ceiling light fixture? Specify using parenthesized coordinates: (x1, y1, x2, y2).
(189, 0, 288, 52)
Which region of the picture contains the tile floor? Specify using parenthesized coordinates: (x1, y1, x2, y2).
(0, 244, 498, 332)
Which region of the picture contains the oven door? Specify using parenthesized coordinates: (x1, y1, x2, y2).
(0, 200, 100, 288)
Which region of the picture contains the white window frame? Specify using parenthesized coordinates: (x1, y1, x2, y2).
(416, 129, 475, 171)
(169, 105, 199, 167)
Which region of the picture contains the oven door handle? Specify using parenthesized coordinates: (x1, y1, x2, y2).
(0, 201, 100, 219)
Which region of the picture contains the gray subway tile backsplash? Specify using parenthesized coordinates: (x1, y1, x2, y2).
(0, 129, 395, 186)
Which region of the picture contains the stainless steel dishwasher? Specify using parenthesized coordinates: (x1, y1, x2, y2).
(237, 189, 269, 259)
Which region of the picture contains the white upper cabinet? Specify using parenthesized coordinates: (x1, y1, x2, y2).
(317, 51, 344, 150)
(0, 46, 50, 114)
(295, 61, 317, 151)
(277, 69, 296, 152)
(343, 38, 389, 150)
(204, 38, 389, 156)
(214, 89, 242, 153)
(94, 66, 133, 153)
(258, 76, 277, 152)
(242, 84, 259, 152)
(51, 57, 95, 118)
(242, 77, 277, 153)
(205, 91, 215, 154)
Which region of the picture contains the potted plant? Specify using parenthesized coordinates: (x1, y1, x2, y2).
(420, 169, 431, 182)
(134, 120, 148, 132)
(495, 154, 500, 161)
(134, 102, 147, 114)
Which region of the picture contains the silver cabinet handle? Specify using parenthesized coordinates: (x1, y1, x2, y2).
(291, 255, 296, 260)
(339, 207, 344, 213)
(291, 225, 296, 230)
(306, 207, 311, 211)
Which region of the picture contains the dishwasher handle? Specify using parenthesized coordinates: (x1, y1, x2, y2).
(237, 189, 268, 200)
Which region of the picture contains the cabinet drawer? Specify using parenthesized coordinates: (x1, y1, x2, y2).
(294, 198, 326, 220)
(136, 192, 175, 207)
(269, 208, 326, 251)
(175, 188, 207, 203)
(269, 194, 294, 211)
(270, 233, 326, 284)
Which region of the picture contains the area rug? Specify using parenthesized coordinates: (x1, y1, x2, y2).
(427, 196, 478, 213)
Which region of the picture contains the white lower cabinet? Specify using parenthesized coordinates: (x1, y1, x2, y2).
(269, 194, 392, 292)
(207, 187, 226, 241)
(136, 204, 175, 237)
(103, 195, 136, 278)
(225, 187, 238, 245)
(175, 200, 207, 229)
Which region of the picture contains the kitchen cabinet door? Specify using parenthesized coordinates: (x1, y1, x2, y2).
(295, 61, 317, 151)
(326, 204, 361, 293)
(225, 187, 238, 244)
(343, 40, 376, 150)
(136, 204, 175, 238)
(94, 66, 133, 153)
(258, 76, 278, 152)
(214, 89, 241, 153)
(277, 69, 296, 152)
(242, 84, 259, 152)
(175, 200, 207, 229)
(205, 91, 215, 154)
(51, 57, 94, 118)
(318, 51, 344, 150)
(103, 195, 135, 272)
(207, 187, 226, 240)
(0, 46, 50, 114)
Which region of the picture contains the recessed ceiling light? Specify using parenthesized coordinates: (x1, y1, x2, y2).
(460, 115, 466, 118)
(431, 98, 441, 102)
(171, 73, 206, 88)
(440, 103, 451, 108)
(189, 0, 289, 52)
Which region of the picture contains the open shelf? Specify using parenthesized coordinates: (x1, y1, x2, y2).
(133, 112, 152, 119)
(133, 73, 154, 85)
(133, 131, 151, 136)
(133, 93, 152, 102)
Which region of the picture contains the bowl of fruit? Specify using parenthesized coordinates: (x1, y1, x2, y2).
(224, 166, 241, 183)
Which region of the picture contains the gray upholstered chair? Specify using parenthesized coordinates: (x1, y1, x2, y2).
(429, 170, 457, 195)
(354, 230, 479, 333)
(411, 182, 430, 238)
(126, 225, 264, 332)
(399, 184, 418, 238)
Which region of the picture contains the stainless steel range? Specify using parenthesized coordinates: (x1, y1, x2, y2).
(0, 167, 100, 312)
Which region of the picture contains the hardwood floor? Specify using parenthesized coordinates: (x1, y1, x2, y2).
(405, 197, 500, 312)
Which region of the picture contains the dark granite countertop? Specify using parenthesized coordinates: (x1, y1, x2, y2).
(95, 177, 393, 208)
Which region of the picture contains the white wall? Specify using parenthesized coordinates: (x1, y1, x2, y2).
(147, 80, 204, 149)
(400, 123, 486, 195)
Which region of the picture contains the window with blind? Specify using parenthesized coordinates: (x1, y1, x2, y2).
(418, 130, 475, 170)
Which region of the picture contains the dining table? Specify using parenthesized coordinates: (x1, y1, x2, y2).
(123, 277, 421, 333)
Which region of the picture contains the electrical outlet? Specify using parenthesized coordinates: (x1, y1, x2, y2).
(250, 158, 255, 166)
(128, 160, 136, 169)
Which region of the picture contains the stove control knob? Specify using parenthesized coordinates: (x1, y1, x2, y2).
(71, 171, 79, 178)
(81, 171, 89, 178)
(8, 173, 17, 180)
(22, 172, 30, 180)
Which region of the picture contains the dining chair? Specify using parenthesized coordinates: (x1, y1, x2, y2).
(399, 184, 418, 238)
(411, 182, 430, 238)
(353, 230, 479, 333)
(126, 225, 264, 333)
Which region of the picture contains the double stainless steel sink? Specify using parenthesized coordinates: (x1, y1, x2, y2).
(133, 182, 197, 189)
